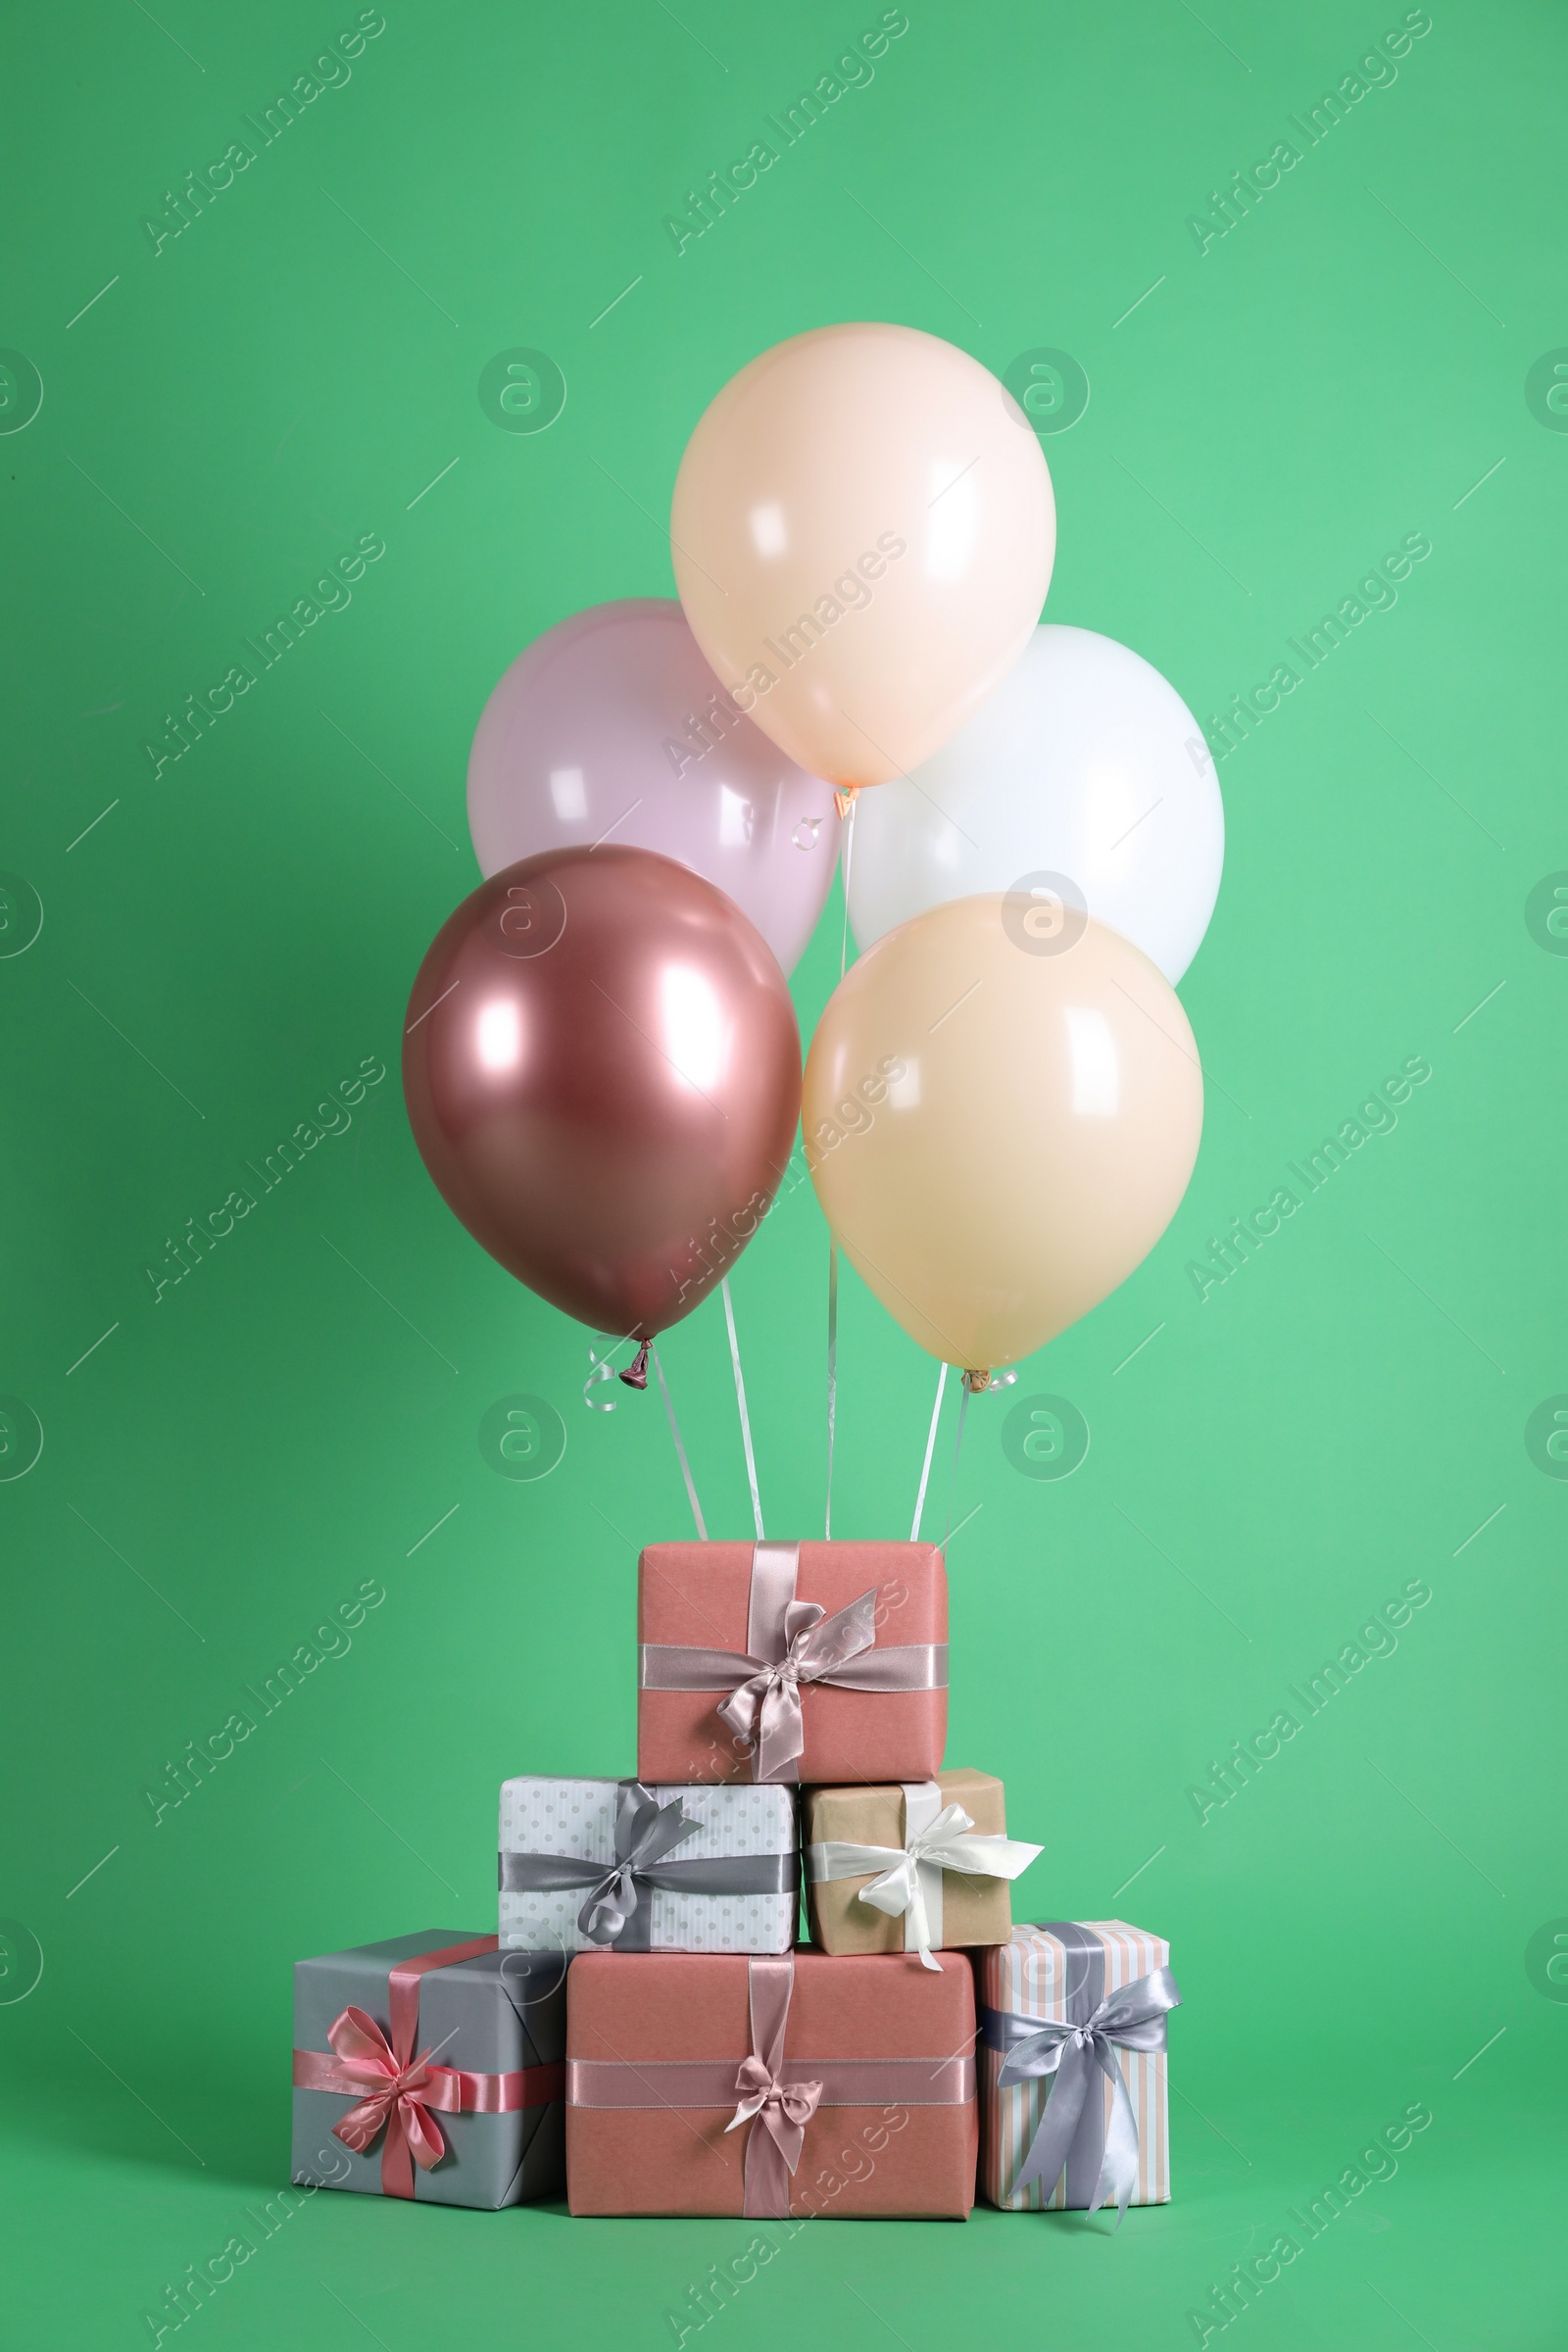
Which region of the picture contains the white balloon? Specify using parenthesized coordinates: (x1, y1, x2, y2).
(848, 624, 1224, 984)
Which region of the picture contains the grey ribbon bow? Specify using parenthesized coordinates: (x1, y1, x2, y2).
(715, 1589, 881, 1782)
(500, 1783, 797, 1949)
(575, 1785, 699, 1944)
(987, 1936, 1181, 2225)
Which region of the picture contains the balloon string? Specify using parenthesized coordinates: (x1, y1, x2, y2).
(910, 1361, 949, 1543)
(652, 1343, 707, 1541)
(584, 1335, 632, 1412)
(721, 1277, 763, 1542)
(822, 797, 858, 1542)
(839, 795, 858, 979)
(942, 1382, 971, 1551)
(824, 1243, 839, 1540)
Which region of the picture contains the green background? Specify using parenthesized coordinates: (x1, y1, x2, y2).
(2, 0, 1563, 2343)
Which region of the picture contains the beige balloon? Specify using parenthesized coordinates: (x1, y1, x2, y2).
(803, 897, 1204, 1372)
(671, 324, 1055, 791)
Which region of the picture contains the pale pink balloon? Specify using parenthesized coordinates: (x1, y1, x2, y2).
(466, 599, 840, 974)
(670, 324, 1056, 792)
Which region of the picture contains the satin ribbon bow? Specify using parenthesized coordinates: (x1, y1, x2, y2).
(729, 1954, 822, 2213)
(576, 1786, 699, 1945)
(724, 1957, 824, 2203)
(998, 1966, 1182, 2226)
(717, 1589, 878, 1782)
(321, 2005, 458, 2190)
(857, 1804, 1043, 1971)
(725, 2052, 824, 2178)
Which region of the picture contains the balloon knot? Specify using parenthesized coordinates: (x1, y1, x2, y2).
(833, 787, 859, 821)
(619, 1339, 651, 1391)
(962, 1368, 992, 1394)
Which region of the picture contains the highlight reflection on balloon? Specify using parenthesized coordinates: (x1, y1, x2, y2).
(403, 846, 802, 1341)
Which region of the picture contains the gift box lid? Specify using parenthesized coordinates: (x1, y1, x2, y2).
(982, 1920, 1170, 2019)
(638, 1540, 947, 1648)
(804, 1766, 1004, 1843)
(567, 1944, 973, 2061)
(499, 1777, 798, 1858)
(294, 1931, 568, 2071)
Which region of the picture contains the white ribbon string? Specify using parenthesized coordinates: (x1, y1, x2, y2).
(584, 1333, 635, 1412)
(652, 1343, 707, 1540)
(838, 794, 858, 980)
(824, 1243, 839, 1540)
(943, 1381, 970, 1548)
(721, 1277, 764, 1541)
(910, 1362, 948, 1542)
(824, 799, 856, 1544)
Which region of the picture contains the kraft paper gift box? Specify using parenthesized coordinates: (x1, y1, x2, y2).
(566, 1948, 977, 2218)
(978, 1921, 1182, 2217)
(499, 1776, 798, 1954)
(637, 1538, 948, 1785)
(291, 1930, 566, 2208)
(804, 1768, 1041, 1965)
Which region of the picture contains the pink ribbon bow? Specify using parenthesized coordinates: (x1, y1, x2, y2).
(721, 1955, 824, 2214)
(726, 2051, 824, 2176)
(716, 1591, 878, 1782)
(318, 2005, 459, 2195)
(293, 1932, 533, 2200)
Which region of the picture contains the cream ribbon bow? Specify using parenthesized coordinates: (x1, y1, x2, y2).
(808, 1789, 1042, 1970)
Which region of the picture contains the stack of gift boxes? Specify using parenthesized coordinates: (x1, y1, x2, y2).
(292, 1540, 1180, 2221)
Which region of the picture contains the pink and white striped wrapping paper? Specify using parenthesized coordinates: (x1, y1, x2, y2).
(979, 1920, 1171, 2211)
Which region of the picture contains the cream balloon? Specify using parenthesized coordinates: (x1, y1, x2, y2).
(848, 624, 1225, 984)
(670, 324, 1055, 792)
(803, 899, 1203, 1372)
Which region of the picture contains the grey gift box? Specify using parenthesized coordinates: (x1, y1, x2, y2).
(291, 1930, 567, 2209)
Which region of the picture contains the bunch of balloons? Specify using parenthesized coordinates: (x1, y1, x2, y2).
(403, 323, 1221, 1391)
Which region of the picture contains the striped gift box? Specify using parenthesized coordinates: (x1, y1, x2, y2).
(979, 1920, 1170, 2211)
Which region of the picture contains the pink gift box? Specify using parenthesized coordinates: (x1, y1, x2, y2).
(637, 1538, 948, 1785)
(566, 1948, 977, 2218)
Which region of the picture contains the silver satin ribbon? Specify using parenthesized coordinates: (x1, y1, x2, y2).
(498, 1781, 796, 1950)
(638, 1540, 949, 1783)
(807, 1782, 1043, 1971)
(983, 1921, 1181, 2226)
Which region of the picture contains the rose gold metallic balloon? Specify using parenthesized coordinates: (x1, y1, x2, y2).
(403, 847, 802, 1342)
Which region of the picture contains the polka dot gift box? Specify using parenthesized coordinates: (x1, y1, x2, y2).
(499, 1775, 799, 1955)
